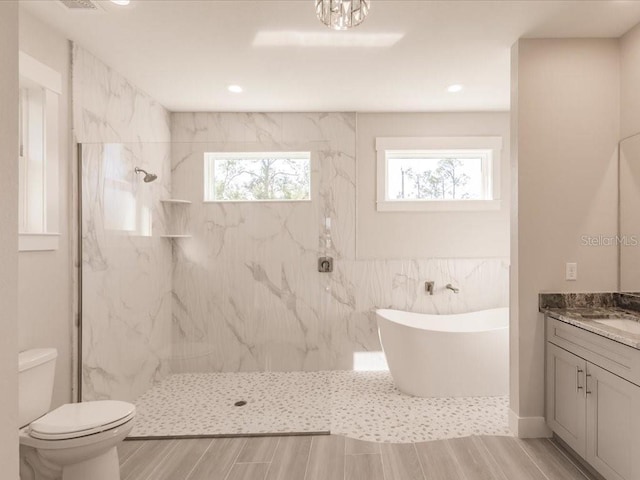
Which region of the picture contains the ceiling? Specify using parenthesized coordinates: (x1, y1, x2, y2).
(19, 0, 640, 112)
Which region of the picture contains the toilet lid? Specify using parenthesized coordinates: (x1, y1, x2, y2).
(30, 401, 136, 440)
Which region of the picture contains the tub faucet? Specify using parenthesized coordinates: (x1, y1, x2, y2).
(425, 281, 434, 295)
(445, 283, 459, 293)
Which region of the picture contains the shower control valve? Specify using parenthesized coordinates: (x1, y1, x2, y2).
(318, 256, 333, 273)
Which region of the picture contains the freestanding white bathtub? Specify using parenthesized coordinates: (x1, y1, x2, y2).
(376, 307, 509, 398)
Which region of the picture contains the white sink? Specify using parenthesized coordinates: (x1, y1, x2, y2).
(594, 318, 640, 335)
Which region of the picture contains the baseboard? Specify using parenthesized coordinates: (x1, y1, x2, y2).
(508, 409, 552, 438)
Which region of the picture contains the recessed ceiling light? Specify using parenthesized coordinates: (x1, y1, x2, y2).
(447, 84, 464, 93)
(227, 85, 243, 94)
(110, 0, 130, 5)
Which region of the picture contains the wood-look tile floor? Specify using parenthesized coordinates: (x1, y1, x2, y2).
(118, 434, 599, 480)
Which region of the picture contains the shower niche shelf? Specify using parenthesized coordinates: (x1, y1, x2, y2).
(161, 198, 191, 238)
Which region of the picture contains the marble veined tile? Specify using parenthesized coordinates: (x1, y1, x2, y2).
(169, 113, 358, 374)
(80, 142, 172, 401)
(167, 113, 508, 375)
(74, 45, 174, 402)
(73, 45, 170, 144)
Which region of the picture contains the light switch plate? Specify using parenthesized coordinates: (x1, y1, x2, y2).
(566, 262, 577, 281)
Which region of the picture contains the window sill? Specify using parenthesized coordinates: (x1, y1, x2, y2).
(203, 199, 312, 204)
(19, 233, 60, 252)
(377, 199, 502, 212)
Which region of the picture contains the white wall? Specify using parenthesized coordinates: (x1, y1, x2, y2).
(18, 10, 73, 409)
(356, 112, 510, 259)
(510, 38, 620, 436)
(0, 1, 20, 478)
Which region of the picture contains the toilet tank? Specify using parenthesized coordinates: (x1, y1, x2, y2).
(18, 348, 57, 428)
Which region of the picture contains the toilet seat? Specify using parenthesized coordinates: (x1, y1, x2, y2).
(29, 401, 135, 441)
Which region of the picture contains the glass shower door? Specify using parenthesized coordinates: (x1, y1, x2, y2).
(79, 142, 173, 403)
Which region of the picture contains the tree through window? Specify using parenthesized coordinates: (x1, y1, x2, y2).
(204, 152, 311, 202)
(376, 137, 502, 212)
(389, 156, 481, 201)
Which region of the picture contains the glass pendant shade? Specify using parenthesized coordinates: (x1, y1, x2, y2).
(315, 0, 371, 30)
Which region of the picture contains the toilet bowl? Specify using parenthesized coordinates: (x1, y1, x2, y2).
(20, 401, 136, 480)
(18, 349, 136, 480)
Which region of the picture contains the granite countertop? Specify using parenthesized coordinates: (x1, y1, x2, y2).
(540, 306, 640, 350)
(538, 292, 640, 350)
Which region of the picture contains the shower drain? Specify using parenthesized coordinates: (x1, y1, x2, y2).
(234, 400, 247, 407)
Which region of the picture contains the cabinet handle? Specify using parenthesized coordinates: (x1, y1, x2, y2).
(586, 373, 592, 395)
(576, 368, 583, 391)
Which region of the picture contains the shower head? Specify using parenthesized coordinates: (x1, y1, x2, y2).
(134, 167, 158, 183)
(143, 172, 158, 183)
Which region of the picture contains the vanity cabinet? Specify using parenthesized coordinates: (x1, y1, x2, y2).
(545, 317, 640, 480)
(546, 343, 586, 457)
(585, 362, 640, 480)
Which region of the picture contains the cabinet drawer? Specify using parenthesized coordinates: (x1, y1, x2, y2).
(546, 317, 640, 387)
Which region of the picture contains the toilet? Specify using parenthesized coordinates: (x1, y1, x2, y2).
(18, 348, 136, 480)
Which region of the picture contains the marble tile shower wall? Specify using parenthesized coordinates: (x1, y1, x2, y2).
(169, 113, 356, 372)
(75, 42, 508, 400)
(169, 113, 509, 372)
(72, 45, 171, 144)
(73, 45, 174, 401)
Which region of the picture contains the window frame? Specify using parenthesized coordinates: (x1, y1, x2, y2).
(376, 136, 502, 212)
(203, 151, 312, 203)
(18, 52, 61, 251)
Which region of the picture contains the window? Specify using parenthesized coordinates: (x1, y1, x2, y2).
(204, 152, 311, 202)
(376, 137, 502, 212)
(19, 52, 61, 251)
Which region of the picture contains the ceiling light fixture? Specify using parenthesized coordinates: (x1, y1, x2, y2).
(315, 0, 370, 31)
(110, 0, 130, 5)
(227, 85, 243, 94)
(447, 84, 464, 93)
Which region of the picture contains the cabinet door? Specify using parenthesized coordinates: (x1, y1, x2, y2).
(546, 342, 587, 456)
(586, 363, 640, 480)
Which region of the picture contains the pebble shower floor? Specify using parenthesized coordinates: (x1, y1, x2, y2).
(130, 370, 510, 443)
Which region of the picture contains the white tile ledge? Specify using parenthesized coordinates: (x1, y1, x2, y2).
(160, 199, 192, 204)
(19, 233, 60, 252)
